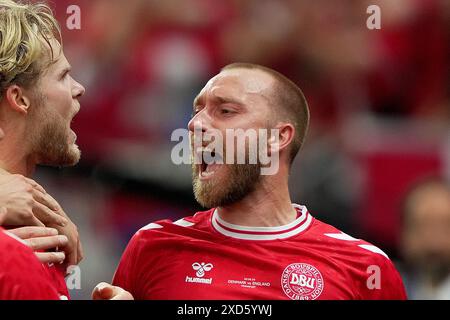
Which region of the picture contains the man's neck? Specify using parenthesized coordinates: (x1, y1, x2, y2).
(217, 177, 296, 227)
(0, 134, 35, 176)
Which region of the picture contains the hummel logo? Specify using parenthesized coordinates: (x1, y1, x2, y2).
(192, 262, 213, 278)
(185, 262, 214, 285)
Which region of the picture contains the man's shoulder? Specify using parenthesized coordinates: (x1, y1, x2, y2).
(306, 218, 391, 264)
(117, 209, 214, 269)
(306, 218, 406, 299)
(129, 208, 214, 244)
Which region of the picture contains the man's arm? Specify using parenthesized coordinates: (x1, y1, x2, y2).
(359, 254, 408, 300)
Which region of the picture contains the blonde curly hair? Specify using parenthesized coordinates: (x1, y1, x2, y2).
(0, 0, 61, 100)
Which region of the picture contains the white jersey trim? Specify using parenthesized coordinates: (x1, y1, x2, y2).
(139, 223, 163, 231)
(173, 218, 195, 227)
(324, 232, 359, 241)
(358, 244, 389, 259)
(211, 204, 313, 241)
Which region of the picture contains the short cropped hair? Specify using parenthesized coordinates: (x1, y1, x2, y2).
(221, 63, 310, 164)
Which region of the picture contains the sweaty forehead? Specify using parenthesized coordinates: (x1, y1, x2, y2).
(197, 68, 275, 102)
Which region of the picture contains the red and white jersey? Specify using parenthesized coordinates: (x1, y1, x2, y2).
(0, 228, 68, 300)
(113, 204, 407, 300)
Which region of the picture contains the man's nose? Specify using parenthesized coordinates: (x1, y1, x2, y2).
(188, 110, 211, 133)
(72, 78, 86, 99)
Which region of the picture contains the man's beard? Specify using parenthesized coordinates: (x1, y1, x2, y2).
(30, 97, 80, 167)
(192, 156, 262, 209)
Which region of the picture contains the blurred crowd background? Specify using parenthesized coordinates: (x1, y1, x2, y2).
(32, 0, 449, 299)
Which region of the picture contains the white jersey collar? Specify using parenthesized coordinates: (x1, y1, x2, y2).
(211, 204, 313, 241)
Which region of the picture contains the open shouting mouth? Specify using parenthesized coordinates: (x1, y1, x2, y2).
(197, 147, 223, 181)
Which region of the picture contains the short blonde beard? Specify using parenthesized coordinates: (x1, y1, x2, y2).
(29, 91, 80, 167)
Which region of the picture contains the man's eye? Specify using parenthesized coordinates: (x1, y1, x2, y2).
(221, 109, 235, 115)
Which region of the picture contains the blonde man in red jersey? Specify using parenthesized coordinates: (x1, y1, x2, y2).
(0, 0, 84, 298)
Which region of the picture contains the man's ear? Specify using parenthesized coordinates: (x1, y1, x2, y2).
(268, 122, 295, 155)
(4, 85, 32, 114)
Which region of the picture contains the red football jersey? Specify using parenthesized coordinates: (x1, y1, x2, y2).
(113, 204, 407, 300)
(0, 228, 68, 300)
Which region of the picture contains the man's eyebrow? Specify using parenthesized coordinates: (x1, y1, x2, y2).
(193, 93, 243, 110)
(213, 94, 242, 106)
(193, 94, 203, 109)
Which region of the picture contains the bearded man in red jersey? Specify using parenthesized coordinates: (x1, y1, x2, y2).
(103, 63, 407, 300)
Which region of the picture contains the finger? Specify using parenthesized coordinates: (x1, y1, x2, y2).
(25, 235, 68, 251)
(7, 226, 59, 239)
(33, 202, 68, 227)
(63, 250, 77, 269)
(44, 193, 72, 224)
(44, 193, 64, 213)
(92, 282, 114, 300)
(63, 238, 83, 269)
(77, 238, 84, 264)
(26, 214, 46, 227)
(35, 251, 66, 264)
(24, 177, 46, 194)
(110, 289, 134, 300)
(31, 188, 61, 212)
